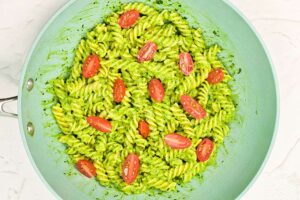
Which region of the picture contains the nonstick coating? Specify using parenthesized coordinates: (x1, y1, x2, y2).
(18, 0, 278, 199)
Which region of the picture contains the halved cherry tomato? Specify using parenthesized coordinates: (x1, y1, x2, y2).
(113, 79, 126, 103)
(196, 138, 214, 162)
(207, 68, 224, 84)
(148, 79, 165, 102)
(118, 10, 140, 29)
(179, 52, 194, 76)
(180, 95, 206, 119)
(138, 120, 150, 138)
(87, 116, 112, 133)
(164, 133, 192, 149)
(76, 159, 96, 178)
(82, 55, 100, 78)
(137, 42, 157, 62)
(122, 153, 140, 184)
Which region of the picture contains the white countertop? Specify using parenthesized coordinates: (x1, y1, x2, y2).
(0, 0, 299, 199)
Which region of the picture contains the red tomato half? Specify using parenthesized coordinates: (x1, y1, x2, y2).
(164, 133, 192, 149)
(82, 55, 100, 78)
(87, 116, 112, 133)
(122, 154, 140, 184)
(179, 52, 194, 76)
(207, 68, 224, 84)
(180, 95, 206, 119)
(148, 79, 165, 102)
(113, 79, 126, 103)
(196, 138, 214, 162)
(138, 120, 150, 138)
(137, 42, 157, 62)
(118, 10, 140, 28)
(76, 160, 96, 178)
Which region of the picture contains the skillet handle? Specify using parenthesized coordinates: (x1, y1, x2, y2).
(0, 96, 18, 118)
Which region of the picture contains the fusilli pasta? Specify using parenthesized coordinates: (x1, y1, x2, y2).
(51, 2, 236, 194)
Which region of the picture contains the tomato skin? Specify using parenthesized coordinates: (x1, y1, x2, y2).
(138, 121, 150, 138)
(113, 79, 126, 103)
(122, 154, 140, 184)
(180, 95, 206, 119)
(179, 52, 194, 76)
(148, 79, 165, 102)
(87, 116, 112, 133)
(137, 42, 157, 62)
(207, 68, 224, 84)
(76, 160, 96, 178)
(196, 138, 214, 162)
(118, 10, 140, 28)
(82, 55, 100, 78)
(164, 133, 192, 149)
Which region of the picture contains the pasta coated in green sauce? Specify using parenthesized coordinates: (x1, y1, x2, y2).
(52, 2, 236, 194)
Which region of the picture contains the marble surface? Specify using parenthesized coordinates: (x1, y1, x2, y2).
(0, 0, 299, 199)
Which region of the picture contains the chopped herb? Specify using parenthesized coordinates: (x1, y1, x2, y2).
(237, 68, 242, 74)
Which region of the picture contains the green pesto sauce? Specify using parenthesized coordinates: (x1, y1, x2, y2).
(39, 0, 242, 199)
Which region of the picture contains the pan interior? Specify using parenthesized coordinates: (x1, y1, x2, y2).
(18, 0, 278, 199)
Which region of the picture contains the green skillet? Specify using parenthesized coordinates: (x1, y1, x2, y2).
(0, 0, 278, 199)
